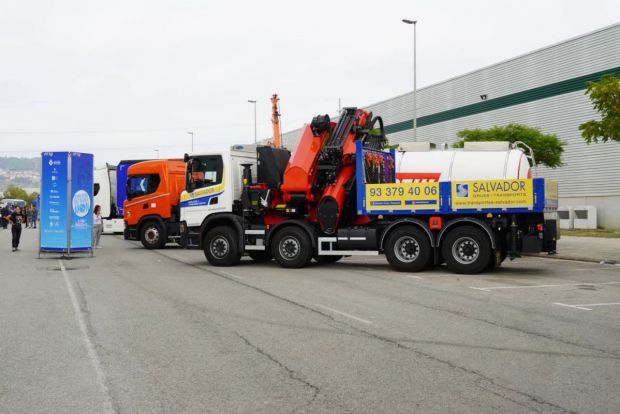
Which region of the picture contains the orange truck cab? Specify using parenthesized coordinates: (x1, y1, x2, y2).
(123, 159, 186, 249)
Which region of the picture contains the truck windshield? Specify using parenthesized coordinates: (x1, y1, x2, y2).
(186, 156, 223, 191)
(126, 174, 160, 200)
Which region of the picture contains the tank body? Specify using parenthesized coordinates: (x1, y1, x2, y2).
(395, 148, 531, 182)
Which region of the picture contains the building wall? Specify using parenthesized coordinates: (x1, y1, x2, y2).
(560, 195, 620, 230)
(281, 23, 620, 228)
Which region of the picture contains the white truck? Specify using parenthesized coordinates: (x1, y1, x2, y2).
(93, 164, 124, 234)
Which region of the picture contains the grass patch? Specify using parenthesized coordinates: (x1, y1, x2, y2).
(561, 229, 620, 238)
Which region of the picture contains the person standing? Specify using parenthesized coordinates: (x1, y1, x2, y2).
(5, 206, 25, 252)
(31, 204, 37, 229)
(0, 205, 8, 229)
(93, 205, 103, 249)
(25, 205, 33, 229)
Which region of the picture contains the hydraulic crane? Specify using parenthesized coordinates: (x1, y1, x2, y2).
(271, 94, 282, 148)
(277, 107, 387, 233)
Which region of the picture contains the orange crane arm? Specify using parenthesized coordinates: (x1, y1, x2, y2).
(271, 94, 281, 148)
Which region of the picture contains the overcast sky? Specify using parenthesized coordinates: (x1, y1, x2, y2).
(1, 0, 618, 166)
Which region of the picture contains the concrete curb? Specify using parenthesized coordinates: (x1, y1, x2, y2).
(523, 253, 618, 265)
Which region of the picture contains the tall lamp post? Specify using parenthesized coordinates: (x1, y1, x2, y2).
(402, 18, 417, 141)
(247, 99, 257, 144)
(187, 131, 194, 152)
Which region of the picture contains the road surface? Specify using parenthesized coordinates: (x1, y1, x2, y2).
(1, 229, 619, 413)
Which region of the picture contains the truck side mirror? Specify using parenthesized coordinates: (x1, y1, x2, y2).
(184, 153, 189, 162)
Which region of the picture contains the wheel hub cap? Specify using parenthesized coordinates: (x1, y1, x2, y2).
(145, 228, 159, 243)
(280, 237, 300, 260)
(394, 236, 420, 263)
(453, 237, 480, 264)
(211, 237, 229, 258)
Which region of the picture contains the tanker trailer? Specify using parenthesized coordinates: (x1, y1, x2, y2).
(395, 141, 532, 182)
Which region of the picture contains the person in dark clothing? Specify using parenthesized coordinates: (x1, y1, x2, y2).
(31, 205, 37, 229)
(0, 205, 9, 229)
(5, 206, 25, 251)
(25, 205, 33, 228)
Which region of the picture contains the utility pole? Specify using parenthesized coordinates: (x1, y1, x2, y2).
(402, 19, 418, 141)
(247, 100, 257, 144)
(187, 131, 194, 152)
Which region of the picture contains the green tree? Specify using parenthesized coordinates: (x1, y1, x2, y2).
(3, 185, 31, 202)
(453, 123, 565, 168)
(579, 74, 620, 144)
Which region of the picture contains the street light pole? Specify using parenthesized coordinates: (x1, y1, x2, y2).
(402, 19, 418, 141)
(247, 100, 257, 144)
(187, 131, 194, 152)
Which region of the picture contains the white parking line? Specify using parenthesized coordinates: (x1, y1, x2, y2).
(406, 275, 424, 280)
(59, 260, 115, 414)
(470, 281, 620, 292)
(314, 304, 373, 324)
(553, 302, 620, 311)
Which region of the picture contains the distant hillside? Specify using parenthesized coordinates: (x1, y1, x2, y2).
(0, 157, 41, 191)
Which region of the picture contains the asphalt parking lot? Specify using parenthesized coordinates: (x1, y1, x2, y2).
(1, 229, 619, 413)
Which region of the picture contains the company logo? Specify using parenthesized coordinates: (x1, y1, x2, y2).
(72, 190, 91, 218)
(48, 159, 53, 166)
(456, 183, 469, 198)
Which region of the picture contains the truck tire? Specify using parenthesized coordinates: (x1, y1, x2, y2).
(314, 254, 343, 264)
(204, 226, 241, 266)
(140, 221, 166, 249)
(271, 227, 313, 268)
(384, 226, 432, 272)
(248, 251, 272, 262)
(441, 225, 492, 274)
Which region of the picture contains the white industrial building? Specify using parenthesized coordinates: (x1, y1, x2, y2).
(282, 23, 620, 229)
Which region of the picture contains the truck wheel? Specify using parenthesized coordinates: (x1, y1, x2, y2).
(271, 227, 313, 268)
(204, 226, 241, 266)
(141, 221, 166, 249)
(442, 226, 492, 274)
(314, 255, 343, 264)
(248, 251, 272, 262)
(384, 226, 432, 272)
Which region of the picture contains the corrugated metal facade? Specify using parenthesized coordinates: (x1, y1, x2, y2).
(281, 24, 620, 227)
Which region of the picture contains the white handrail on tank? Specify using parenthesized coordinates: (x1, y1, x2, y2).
(512, 141, 536, 178)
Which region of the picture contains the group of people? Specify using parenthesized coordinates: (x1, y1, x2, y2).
(1, 204, 37, 230)
(1, 203, 36, 252)
(2, 203, 102, 252)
